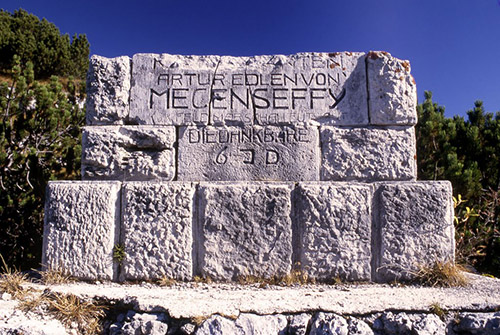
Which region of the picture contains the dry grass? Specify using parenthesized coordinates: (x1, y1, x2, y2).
(46, 292, 105, 335)
(281, 268, 312, 286)
(236, 269, 313, 287)
(413, 261, 469, 287)
(0, 254, 29, 298)
(157, 275, 177, 287)
(37, 267, 74, 285)
(191, 315, 209, 326)
(17, 290, 106, 334)
(1, 255, 104, 334)
(18, 293, 47, 313)
(193, 275, 213, 284)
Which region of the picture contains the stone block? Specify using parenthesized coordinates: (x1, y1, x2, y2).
(42, 181, 121, 280)
(82, 126, 176, 181)
(293, 182, 372, 281)
(320, 126, 416, 181)
(367, 51, 417, 125)
(456, 312, 500, 335)
(130, 53, 217, 125)
(129, 52, 368, 126)
(197, 182, 293, 280)
(121, 182, 196, 281)
(310, 313, 349, 335)
(375, 181, 455, 282)
(178, 125, 320, 181)
(86, 55, 131, 125)
(235, 314, 288, 334)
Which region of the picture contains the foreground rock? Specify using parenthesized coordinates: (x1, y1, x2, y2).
(0, 273, 499, 334)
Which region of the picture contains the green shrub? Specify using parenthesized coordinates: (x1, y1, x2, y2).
(0, 57, 84, 270)
(0, 9, 89, 79)
(416, 92, 500, 276)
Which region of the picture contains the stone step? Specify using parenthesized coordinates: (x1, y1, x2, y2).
(42, 180, 454, 283)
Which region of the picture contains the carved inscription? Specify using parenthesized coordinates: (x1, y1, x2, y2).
(177, 125, 320, 181)
(129, 53, 368, 125)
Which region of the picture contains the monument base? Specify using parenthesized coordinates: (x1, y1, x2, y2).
(42, 180, 454, 283)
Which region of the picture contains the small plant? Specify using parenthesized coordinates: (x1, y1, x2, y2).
(113, 244, 126, 263)
(236, 274, 264, 285)
(37, 267, 74, 285)
(0, 253, 28, 298)
(235, 268, 313, 287)
(281, 268, 312, 286)
(429, 302, 447, 320)
(191, 315, 209, 326)
(193, 275, 213, 284)
(413, 260, 469, 287)
(158, 275, 176, 287)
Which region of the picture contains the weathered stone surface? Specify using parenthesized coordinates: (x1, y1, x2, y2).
(109, 311, 169, 335)
(412, 314, 446, 335)
(129, 53, 368, 126)
(82, 126, 175, 181)
(310, 312, 349, 335)
(455, 312, 500, 335)
(121, 182, 195, 281)
(320, 126, 416, 181)
(235, 314, 288, 334)
(197, 182, 293, 280)
(293, 183, 372, 281)
(86, 55, 130, 125)
(375, 181, 455, 282)
(288, 313, 312, 335)
(367, 51, 417, 125)
(347, 317, 374, 335)
(42, 181, 121, 280)
(130, 53, 217, 125)
(194, 315, 238, 335)
(373, 312, 445, 335)
(178, 125, 319, 181)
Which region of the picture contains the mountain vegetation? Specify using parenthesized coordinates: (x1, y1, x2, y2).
(0, 9, 86, 269)
(417, 91, 500, 275)
(0, 9, 89, 79)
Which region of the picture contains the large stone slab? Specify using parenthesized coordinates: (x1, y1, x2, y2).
(197, 182, 293, 280)
(375, 181, 455, 282)
(129, 53, 368, 126)
(178, 125, 319, 181)
(121, 182, 196, 281)
(320, 126, 416, 181)
(86, 55, 131, 125)
(367, 51, 417, 125)
(82, 126, 176, 181)
(293, 183, 373, 281)
(42, 181, 121, 280)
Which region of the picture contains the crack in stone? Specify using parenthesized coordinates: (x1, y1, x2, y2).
(208, 57, 222, 126)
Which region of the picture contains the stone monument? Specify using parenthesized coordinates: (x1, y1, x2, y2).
(42, 51, 455, 283)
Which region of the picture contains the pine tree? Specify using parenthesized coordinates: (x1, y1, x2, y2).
(0, 9, 89, 79)
(416, 92, 500, 275)
(0, 57, 84, 269)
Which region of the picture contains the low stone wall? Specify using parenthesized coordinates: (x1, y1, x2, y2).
(43, 180, 454, 283)
(108, 310, 500, 335)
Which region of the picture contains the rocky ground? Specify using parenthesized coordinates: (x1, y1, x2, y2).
(0, 272, 499, 334)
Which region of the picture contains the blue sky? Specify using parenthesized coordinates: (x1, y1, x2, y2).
(3, 0, 500, 118)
